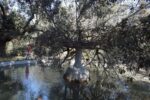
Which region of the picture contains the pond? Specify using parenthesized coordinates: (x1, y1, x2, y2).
(0, 64, 150, 100)
(0, 65, 62, 100)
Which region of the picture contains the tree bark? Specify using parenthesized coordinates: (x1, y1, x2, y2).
(0, 40, 7, 57)
(0, 70, 5, 81)
(74, 48, 82, 68)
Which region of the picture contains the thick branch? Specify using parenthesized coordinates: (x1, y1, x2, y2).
(0, 3, 6, 17)
(62, 40, 100, 49)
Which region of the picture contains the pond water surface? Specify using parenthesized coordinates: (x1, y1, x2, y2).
(0, 65, 61, 100)
(0, 65, 150, 100)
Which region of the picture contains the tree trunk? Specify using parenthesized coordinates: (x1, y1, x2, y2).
(0, 70, 5, 81)
(0, 40, 6, 57)
(74, 48, 82, 68)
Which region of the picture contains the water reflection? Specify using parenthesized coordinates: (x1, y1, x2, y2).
(2, 65, 61, 100)
(25, 66, 29, 79)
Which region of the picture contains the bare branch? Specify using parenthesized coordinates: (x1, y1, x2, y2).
(22, 13, 34, 33)
(97, 51, 106, 70)
(124, 2, 150, 19)
(83, 50, 97, 67)
(58, 48, 70, 67)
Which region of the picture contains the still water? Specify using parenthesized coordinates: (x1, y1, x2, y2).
(0, 65, 61, 100)
(1, 65, 150, 100)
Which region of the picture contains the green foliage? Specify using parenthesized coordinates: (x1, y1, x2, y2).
(0, 0, 150, 70)
(10, 12, 26, 31)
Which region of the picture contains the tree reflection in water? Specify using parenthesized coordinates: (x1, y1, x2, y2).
(0, 65, 61, 100)
(25, 66, 29, 79)
(22, 66, 53, 100)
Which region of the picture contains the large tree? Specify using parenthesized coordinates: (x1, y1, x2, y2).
(35, 0, 150, 72)
(0, 0, 60, 57)
(1, 0, 149, 71)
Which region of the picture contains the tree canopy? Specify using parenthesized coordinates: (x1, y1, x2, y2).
(0, 0, 60, 56)
(34, 0, 150, 71)
(0, 0, 150, 71)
